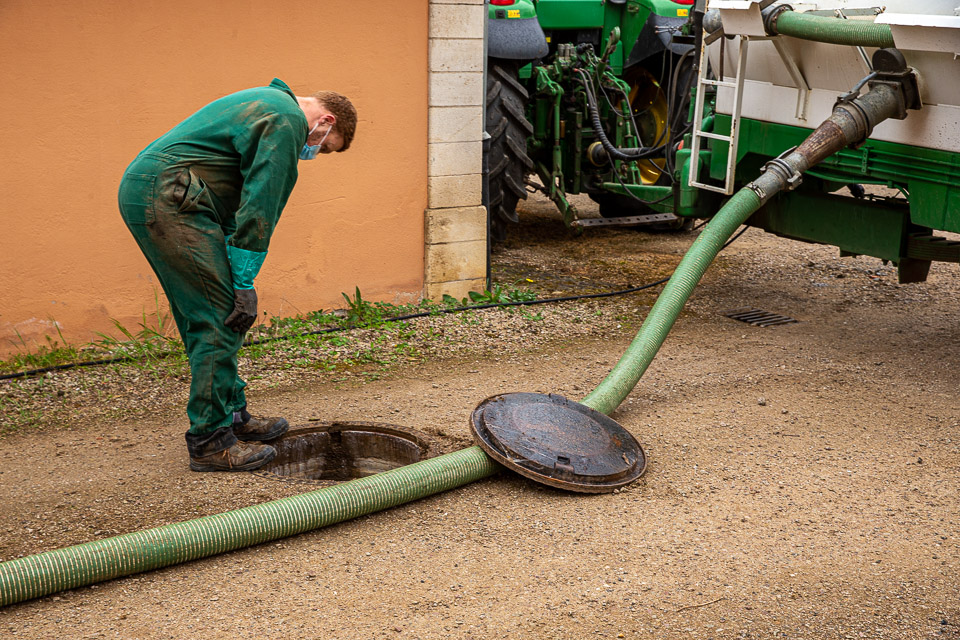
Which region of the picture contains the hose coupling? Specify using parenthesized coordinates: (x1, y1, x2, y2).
(866, 48, 922, 120)
(702, 9, 723, 34)
(746, 182, 768, 202)
(701, 9, 727, 45)
(831, 49, 921, 147)
(832, 98, 872, 145)
(759, 146, 803, 192)
(762, 2, 793, 35)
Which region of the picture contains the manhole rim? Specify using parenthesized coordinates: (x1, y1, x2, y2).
(257, 420, 437, 484)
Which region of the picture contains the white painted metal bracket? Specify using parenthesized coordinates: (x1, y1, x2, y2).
(709, 0, 769, 37)
(768, 37, 811, 120)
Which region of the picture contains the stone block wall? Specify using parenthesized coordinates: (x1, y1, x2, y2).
(424, 0, 487, 301)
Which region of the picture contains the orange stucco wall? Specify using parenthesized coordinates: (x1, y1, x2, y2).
(0, 1, 427, 357)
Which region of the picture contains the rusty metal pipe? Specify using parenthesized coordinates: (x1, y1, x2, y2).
(746, 83, 903, 205)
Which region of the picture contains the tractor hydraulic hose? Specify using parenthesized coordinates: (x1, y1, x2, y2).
(0, 447, 500, 607)
(579, 70, 664, 163)
(580, 81, 907, 416)
(769, 9, 895, 48)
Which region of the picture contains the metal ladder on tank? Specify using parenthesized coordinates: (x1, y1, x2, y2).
(687, 35, 750, 195)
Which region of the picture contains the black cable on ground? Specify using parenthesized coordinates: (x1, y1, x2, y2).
(0, 356, 136, 381)
(1, 225, 753, 382)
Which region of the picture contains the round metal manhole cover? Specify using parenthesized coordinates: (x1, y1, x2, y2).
(470, 393, 646, 493)
(257, 422, 434, 483)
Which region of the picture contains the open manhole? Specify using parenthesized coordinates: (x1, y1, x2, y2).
(258, 422, 434, 483)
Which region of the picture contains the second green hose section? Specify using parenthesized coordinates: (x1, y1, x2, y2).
(0, 446, 500, 608)
(775, 11, 895, 48)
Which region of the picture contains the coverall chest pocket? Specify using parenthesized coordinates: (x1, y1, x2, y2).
(117, 173, 158, 225)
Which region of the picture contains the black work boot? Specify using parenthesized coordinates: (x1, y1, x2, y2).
(189, 441, 277, 472)
(232, 408, 289, 442)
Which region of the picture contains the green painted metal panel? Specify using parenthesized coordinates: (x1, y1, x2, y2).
(911, 183, 957, 231)
(610, 41, 623, 75)
(709, 114, 960, 234)
(488, 0, 537, 19)
(750, 192, 912, 262)
(675, 148, 710, 216)
(645, 0, 694, 18)
(535, 0, 606, 28)
(618, 2, 653, 64)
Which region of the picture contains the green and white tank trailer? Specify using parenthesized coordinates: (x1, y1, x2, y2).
(681, 0, 960, 284)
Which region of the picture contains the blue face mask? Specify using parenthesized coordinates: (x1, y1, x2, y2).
(299, 122, 332, 161)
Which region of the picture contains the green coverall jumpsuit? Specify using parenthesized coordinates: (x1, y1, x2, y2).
(118, 79, 308, 457)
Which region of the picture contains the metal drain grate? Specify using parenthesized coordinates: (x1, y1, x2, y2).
(724, 307, 798, 327)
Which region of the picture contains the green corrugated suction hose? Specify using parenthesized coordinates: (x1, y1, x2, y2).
(774, 11, 895, 48)
(580, 188, 761, 415)
(0, 190, 767, 609)
(0, 67, 905, 607)
(0, 446, 499, 607)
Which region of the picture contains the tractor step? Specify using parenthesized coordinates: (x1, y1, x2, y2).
(571, 213, 679, 228)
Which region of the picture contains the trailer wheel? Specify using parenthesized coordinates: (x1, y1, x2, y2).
(486, 59, 534, 243)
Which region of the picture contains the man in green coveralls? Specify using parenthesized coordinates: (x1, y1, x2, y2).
(119, 79, 357, 472)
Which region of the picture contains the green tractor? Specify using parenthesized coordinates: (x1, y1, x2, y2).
(485, 0, 700, 241)
(488, 1, 960, 285)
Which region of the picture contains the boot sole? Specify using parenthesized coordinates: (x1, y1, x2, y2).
(235, 419, 290, 443)
(189, 446, 277, 472)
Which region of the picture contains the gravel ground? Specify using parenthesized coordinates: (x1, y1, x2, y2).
(1, 191, 958, 639)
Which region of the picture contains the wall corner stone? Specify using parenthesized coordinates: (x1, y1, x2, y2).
(424, 0, 487, 302)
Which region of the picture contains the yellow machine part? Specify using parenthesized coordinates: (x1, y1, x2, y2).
(626, 66, 669, 184)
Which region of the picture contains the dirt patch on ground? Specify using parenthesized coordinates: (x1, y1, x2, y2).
(1, 192, 958, 639)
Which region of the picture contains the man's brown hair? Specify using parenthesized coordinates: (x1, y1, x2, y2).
(312, 91, 357, 152)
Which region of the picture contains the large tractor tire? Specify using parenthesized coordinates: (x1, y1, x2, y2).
(485, 58, 534, 243)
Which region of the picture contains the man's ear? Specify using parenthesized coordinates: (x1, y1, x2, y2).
(321, 113, 337, 126)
